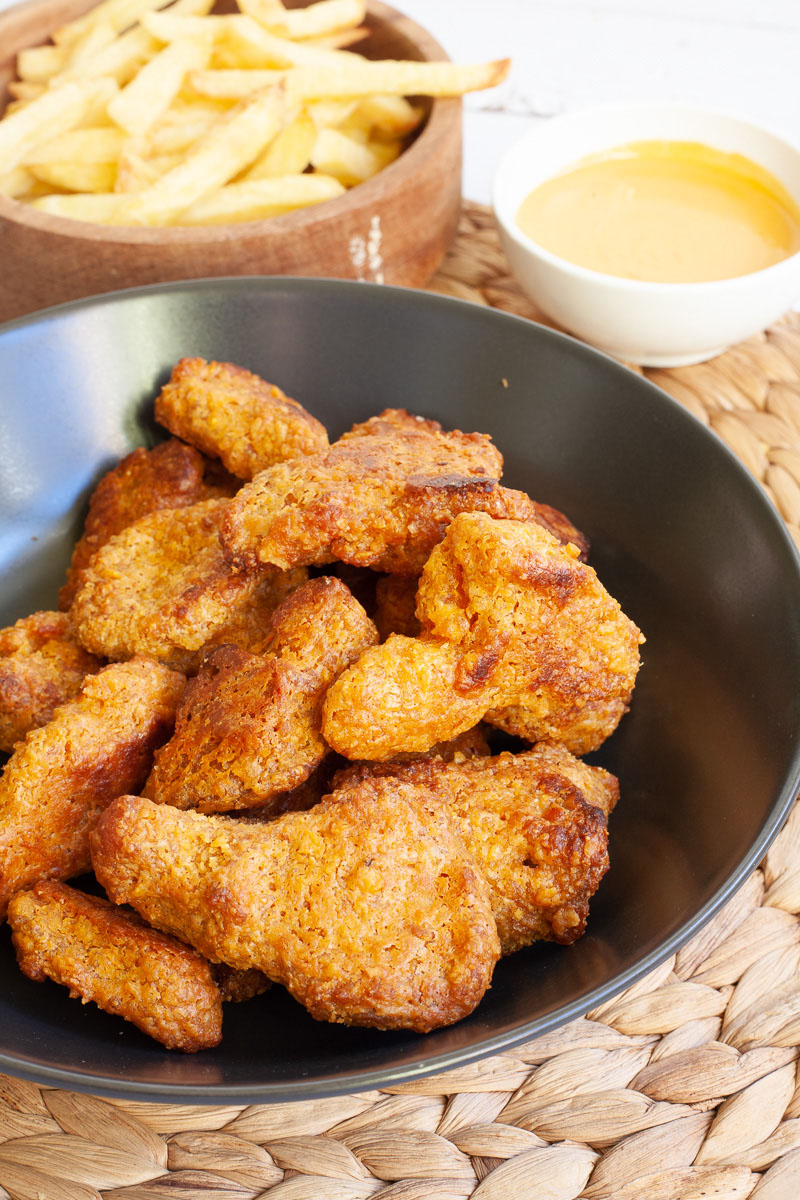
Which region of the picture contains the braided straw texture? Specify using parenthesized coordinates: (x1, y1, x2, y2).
(2, 201, 800, 1200)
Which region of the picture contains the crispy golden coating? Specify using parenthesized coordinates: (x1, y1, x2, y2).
(70, 498, 306, 672)
(8, 882, 222, 1052)
(220, 408, 587, 576)
(59, 439, 228, 610)
(331, 744, 614, 952)
(154, 358, 329, 480)
(143, 577, 378, 813)
(0, 611, 103, 753)
(91, 791, 500, 1032)
(0, 658, 184, 919)
(323, 513, 644, 760)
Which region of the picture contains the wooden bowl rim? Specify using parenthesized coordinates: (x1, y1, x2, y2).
(0, 0, 460, 245)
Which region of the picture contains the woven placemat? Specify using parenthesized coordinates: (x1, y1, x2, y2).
(2, 201, 800, 1200)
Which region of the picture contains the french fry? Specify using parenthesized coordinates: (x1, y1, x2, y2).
(6, 82, 46, 104)
(188, 68, 281, 100)
(221, 17, 362, 68)
(22, 128, 125, 165)
(52, 0, 211, 48)
(353, 94, 423, 137)
(141, 11, 234, 43)
(53, 0, 173, 47)
(109, 81, 289, 224)
(5, 0, 510, 228)
(114, 147, 182, 191)
(190, 58, 511, 103)
(0, 78, 117, 175)
(306, 98, 357, 129)
(29, 162, 117, 193)
(310, 126, 399, 186)
(61, 16, 119, 71)
(31, 192, 127, 221)
(175, 171, 345, 223)
(0, 166, 36, 198)
(309, 26, 368, 50)
(240, 0, 366, 41)
(144, 99, 233, 155)
(56, 26, 158, 85)
(15, 45, 67, 84)
(108, 35, 213, 135)
(241, 108, 316, 179)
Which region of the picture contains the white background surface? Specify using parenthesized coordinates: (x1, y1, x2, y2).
(395, 0, 800, 205)
(1, 0, 798, 205)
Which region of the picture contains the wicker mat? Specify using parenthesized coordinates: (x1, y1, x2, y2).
(2, 201, 800, 1200)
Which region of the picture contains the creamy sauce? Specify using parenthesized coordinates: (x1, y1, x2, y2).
(515, 140, 800, 283)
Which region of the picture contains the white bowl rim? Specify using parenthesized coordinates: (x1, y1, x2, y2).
(492, 99, 800, 295)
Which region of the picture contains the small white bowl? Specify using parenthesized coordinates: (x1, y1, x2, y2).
(492, 102, 800, 366)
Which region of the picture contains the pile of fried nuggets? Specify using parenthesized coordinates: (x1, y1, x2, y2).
(0, 358, 644, 1052)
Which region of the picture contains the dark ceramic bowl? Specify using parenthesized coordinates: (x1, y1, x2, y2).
(1, 278, 800, 1103)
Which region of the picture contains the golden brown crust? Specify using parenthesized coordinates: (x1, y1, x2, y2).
(0, 611, 103, 753)
(330, 744, 613, 953)
(91, 792, 500, 1033)
(143, 578, 378, 813)
(0, 658, 185, 919)
(154, 358, 329, 480)
(220, 408, 584, 576)
(70, 498, 306, 672)
(323, 513, 643, 760)
(59, 439, 224, 610)
(8, 882, 222, 1052)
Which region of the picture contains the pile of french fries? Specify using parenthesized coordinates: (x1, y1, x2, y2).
(0, 0, 509, 227)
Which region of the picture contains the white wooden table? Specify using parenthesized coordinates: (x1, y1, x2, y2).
(397, 0, 800, 206)
(1, 0, 798, 206)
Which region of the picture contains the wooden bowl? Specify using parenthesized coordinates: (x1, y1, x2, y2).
(0, 0, 462, 322)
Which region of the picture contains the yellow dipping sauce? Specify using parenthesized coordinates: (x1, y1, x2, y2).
(515, 140, 800, 283)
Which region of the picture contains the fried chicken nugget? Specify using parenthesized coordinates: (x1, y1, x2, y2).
(91, 790, 500, 1032)
(154, 358, 329, 480)
(331, 743, 614, 952)
(8, 882, 223, 1052)
(143, 577, 378, 813)
(0, 658, 184, 919)
(70, 499, 306, 672)
(0, 611, 103, 753)
(220, 409, 587, 577)
(59, 439, 232, 611)
(323, 513, 644, 760)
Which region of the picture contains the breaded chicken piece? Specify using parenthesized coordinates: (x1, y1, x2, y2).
(91, 791, 500, 1032)
(0, 611, 103, 752)
(323, 513, 643, 760)
(70, 499, 306, 672)
(59, 439, 231, 610)
(374, 574, 421, 640)
(144, 577, 378, 813)
(331, 744, 614, 952)
(220, 409, 587, 576)
(154, 358, 329, 480)
(0, 658, 184, 919)
(8, 882, 222, 1052)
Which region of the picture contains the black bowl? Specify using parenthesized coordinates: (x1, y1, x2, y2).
(2, 277, 800, 1103)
